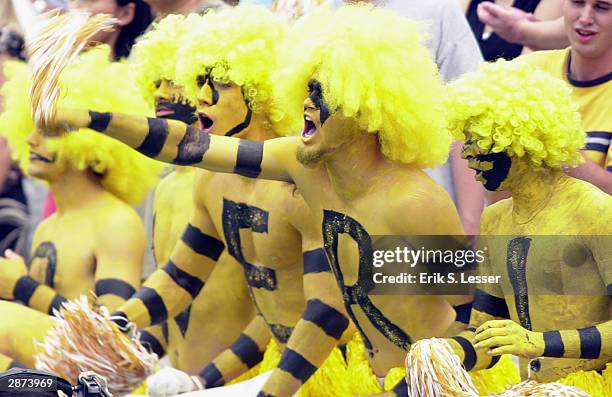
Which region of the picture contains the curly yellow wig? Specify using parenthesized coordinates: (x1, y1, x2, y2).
(175, 5, 301, 136)
(446, 59, 584, 170)
(130, 13, 206, 105)
(274, 4, 450, 168)
(0, 46, 163, 204)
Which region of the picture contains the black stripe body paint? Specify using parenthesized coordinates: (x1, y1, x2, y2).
(451, 335, 477, 370)
(173, 125, 211, 165)
(302, 298, 349, 339)
(136, 118, 169, 158)
(88, 111, 112, 132)
(277, 349, 318, 383)
(303, 248, 332, 274)
(136, 287, 168, 325)
(234, 140, 263, 178)
(95, 278, 136, 300)
(181, 223, 225, 260)
(473, 289, 510, 319)
(162, 260, 204, 298)
(230, 334, 264, 369)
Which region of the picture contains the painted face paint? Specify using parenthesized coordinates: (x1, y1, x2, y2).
(462, 140, 512, 191)
(196, 70, 253, 137)
(308, 79, 330, 124)
(475, 152, 512, 191)
(154, 79, 198, 125)
(156, 99, 197, 125)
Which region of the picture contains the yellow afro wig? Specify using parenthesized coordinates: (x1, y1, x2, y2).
(130, 13, 207, 105)
(175, 4, 301, 136)
(0, 46, 163, 204)
(274, 4, 450, 168)
(446, 59, 584, 170)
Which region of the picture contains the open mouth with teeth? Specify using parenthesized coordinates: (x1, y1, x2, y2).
(575, 28, 597, 42)
(302, 116, 317, 140)
(30, 152, 54, 163)
(198, 113, 214, 132)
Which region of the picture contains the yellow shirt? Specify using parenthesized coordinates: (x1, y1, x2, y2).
(521, 48, 612, 171)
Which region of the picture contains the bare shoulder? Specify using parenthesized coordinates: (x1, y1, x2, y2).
(93, 194, 144, 238)
(479, 198, 512, 234)
(385, 169, 463, 234)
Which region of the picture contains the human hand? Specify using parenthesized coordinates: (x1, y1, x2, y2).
(477, 2, 539, 44)
(146, 368, 204, 397)
(474, 319, 544, 359)
(0, 249, 28, 299)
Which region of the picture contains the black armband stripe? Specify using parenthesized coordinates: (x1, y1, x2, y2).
(303, 299, 349, 340)
(451, 335, 476, 371)
(487, 354, 501, 369)
(199, 363, 225, 387)
(543, 330, 565, 358)
(182, 224, 225, 260)
(234, 140, 263, 178)
(88, 111, 112, 132)
(136, 118, 169, 158)
(607, 283, 611, 297)
(277, 348, 318, 383)
(578, 326, 602, 359)
(8, 360, 26, 369)
(139, 330, 165, 357)
(392, 378, 408, 397)
(162, 261, 205, 299)
(303, 248, 331, 274)
(48, 294, 67, 315)
(13, 276, 39, 305)
(135, 287, 168, 325)
(473, 289, 510, 319)
(173, 125, 210, 165)
(453, 302, 472, 325)
(256, 393, 275, 397)
(230, 334, 264, 369)
(110, 311, 130, 330)
(95, 279, 136, 300)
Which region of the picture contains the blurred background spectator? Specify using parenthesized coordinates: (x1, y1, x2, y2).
(458, 0, 564, 60)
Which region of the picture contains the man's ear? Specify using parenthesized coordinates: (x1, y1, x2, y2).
(115, 2, 136, 27)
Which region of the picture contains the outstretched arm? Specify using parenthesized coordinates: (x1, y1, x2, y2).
(54, 109, 298, 183)
(114, 173, 224, 328)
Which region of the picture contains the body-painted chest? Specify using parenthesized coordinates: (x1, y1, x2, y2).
(29, 222, 96, 299)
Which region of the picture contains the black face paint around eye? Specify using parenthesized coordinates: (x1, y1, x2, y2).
(308, 79, 331, 124)
(156, 99, 198, 125)
(476, 151, 512, 191)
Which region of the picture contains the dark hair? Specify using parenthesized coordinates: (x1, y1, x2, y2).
(114, 0, 153, 60)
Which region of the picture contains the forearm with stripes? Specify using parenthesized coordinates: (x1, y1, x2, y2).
(139, 324, 168, 358)
(113, 224, 224, 328)
(446, 289, 510, 371)
(258, 249, 350, 397)
(541, 320, 611, 360)
(199, 315, 270, 387)
(13, 276, 67, 315)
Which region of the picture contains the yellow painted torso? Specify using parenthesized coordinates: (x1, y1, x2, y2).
(29, 190, 139, 307)
(481, 177, 612, 381)
(289, 155, 465, 376)
(199, 170, 308, 347)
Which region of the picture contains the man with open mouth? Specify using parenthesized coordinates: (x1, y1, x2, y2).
(126, 12, 257, 381)
(0, 46, 162, 372)
(41, 5, 483, 396)
(108, 6, 355, 397)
